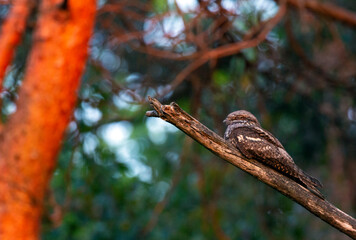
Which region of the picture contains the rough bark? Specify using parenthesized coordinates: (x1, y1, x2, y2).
(146, 96, 356, 239)
(0, 0, 96, 239)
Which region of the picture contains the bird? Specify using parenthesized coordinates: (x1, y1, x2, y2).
(224, 110, 324, 199)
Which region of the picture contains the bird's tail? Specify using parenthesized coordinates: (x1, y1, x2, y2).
(297, 170, 324, 199)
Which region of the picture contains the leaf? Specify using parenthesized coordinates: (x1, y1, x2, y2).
(153, 0, 167, 13)
(213, 69, 230, 86)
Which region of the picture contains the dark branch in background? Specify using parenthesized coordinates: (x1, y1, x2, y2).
(285, 0, 356, 27)
(284, 16, 356, 96)
(140, 137, 193, 237)
(145, 97, 356, 239)
(98, 0, 356, 100)
(156, 0, 287, 98)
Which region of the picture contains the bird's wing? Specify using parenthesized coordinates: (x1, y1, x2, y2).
(250, 126, 285, 149)
(227, 126, 297, 171)
(226, 125, 324, 198)
(226, 124, 285, 149)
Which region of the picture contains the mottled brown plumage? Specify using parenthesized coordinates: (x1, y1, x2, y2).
(224, 110, 324, 199)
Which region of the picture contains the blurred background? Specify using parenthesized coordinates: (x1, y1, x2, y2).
(1, 0, 356, 239)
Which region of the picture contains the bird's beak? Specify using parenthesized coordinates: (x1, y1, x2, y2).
(223, 119, 227, 124)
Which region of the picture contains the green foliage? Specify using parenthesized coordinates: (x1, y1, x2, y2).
(153, 0, 167, 13)
(213, 69, 230, 87)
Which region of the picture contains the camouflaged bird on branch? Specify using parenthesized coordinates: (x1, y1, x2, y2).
(224, 110, 324, 199)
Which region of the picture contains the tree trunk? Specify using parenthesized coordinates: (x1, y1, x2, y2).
(0, 0, 96, 239)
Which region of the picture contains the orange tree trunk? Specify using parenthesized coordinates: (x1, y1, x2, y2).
(0, 0, 96, 239)
(0, 0, 34, 86)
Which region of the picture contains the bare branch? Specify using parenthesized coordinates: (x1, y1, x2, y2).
(145, 96, 356, 239)
(156, 0, 287, 97)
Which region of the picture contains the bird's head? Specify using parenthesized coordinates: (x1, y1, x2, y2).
(223, 110, 261, 126)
